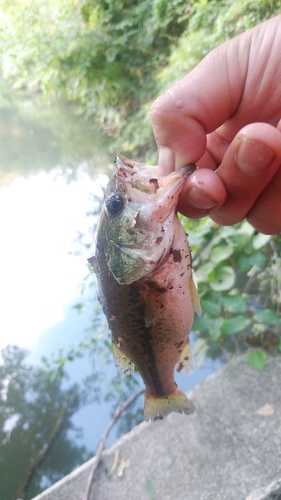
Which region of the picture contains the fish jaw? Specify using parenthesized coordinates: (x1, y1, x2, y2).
(99, 156, 195, 285)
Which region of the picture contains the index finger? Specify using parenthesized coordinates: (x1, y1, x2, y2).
(149, 43, 247, 169)
(150, 17, 281, 170)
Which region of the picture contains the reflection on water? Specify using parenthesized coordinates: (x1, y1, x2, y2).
(0, 94, 111, 186)
(0, 96, 115, 499)
(0, 96, 220, 499)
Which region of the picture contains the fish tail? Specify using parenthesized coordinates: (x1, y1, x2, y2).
(144, 387, 195, 421)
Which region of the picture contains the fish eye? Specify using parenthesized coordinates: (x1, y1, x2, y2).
(106, 193, 124, 216)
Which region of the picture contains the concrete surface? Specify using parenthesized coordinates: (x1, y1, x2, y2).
(246, 478, 281, 499)
(32, 355, 281, 500)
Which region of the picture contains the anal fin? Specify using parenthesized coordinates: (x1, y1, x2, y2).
(177, 341, 195, 374)
(112, 342, 134, 374)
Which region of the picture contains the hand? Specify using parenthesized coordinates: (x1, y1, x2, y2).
(150, 15, 281, 234)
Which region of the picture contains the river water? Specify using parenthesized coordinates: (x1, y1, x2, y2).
(0, 96, 220, 495)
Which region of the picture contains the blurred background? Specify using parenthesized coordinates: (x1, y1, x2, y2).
(0, 1, 280, 499)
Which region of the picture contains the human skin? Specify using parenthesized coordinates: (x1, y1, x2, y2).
(150, 15, 281, 235)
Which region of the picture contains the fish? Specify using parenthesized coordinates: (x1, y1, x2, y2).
(88, 156, 202, 421)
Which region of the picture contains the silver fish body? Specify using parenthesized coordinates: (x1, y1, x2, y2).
(89, 156, 201, 420)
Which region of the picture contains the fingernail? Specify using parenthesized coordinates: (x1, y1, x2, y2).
(236, 138, 275, 176)
(188, 187, 218, 210)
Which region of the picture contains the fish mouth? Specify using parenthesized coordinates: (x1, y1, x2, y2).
(116, 155, 153, 176)
(116, 155, 196, 182)
(115, 155, 196, 200)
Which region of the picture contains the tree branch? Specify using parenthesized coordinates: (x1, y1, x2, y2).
(83, 388, 145, 500)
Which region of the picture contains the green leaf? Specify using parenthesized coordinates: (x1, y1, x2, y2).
(252, 233, 271, 250)
(41, 356, 50, 368)
(201, 299, 221, 316)
(236, 221, 256, 238)
(221, 316, 250, 335)
(278, 338, 281, 353)
(193, 317, 224, 341)
(219, 295, 247, 314)
(210, 245, 233, 263)
(253, 309, 281, 325)
(209, 318, 224, 341)
(195, 262, 214, 283)
(247, 350, 267, 371)
(209, 266, 236, 291)
(146, 479, 155, 500)
(192, 317, 215, 332)
(238, 253, 267, 273)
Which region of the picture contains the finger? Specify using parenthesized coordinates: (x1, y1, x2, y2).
(178, 168, 227, 219)
(209, 123, 281, 226)
(157, 147, 175, 176)
(150, 16, 281, 171)
(247, 166, 281, 234)
(149, 28, 250, 169)
(196, 132, 230, 170)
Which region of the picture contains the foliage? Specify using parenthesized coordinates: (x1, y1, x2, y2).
(0, 0, 191, 159)
(246, 349, 268, 370)
(0, 345, 97, 500)
(1, 0, 280, 159)
(157, 0, 281, 90)
(181, 217, 281, 363)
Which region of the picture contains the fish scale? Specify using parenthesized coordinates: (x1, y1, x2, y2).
(95, 243, 164, 391)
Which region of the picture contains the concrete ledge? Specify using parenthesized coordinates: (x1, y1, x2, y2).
(246, 478, 281, 500)
(32, 355, 281, 500)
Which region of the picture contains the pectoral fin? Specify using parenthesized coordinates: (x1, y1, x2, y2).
(112, 341, 134, 374)
(190, 270, 202, 316)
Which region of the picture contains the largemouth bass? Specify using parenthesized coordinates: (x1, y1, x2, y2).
(89, 156, 202, 420)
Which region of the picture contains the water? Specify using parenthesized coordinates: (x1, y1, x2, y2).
(0, 96, 220, 498)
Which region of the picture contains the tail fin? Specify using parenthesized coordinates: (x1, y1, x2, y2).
(144, 387, 195, 421)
